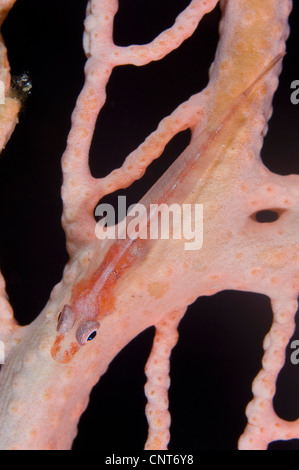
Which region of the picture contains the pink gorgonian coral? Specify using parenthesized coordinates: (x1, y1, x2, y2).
(0, 0, 299, 450)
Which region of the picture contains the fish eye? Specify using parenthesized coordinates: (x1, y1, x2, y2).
(76, 320, 100, 346)
(57, 305, 75, 333)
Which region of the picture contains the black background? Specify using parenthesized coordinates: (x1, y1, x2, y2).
(0, 0, 299, 451)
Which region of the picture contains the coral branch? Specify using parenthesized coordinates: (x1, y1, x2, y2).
(0, 0, 297, 451)
(0, 0, 20, 338)
(144, 307, 186, 450)
(61, 0, 218, 255)
(114, 0, 219, 66)
(61, 0, 120, 254)
(0, 0, 16, 26)
(0, 0, 20, 152)
(239, 298, 299, 449)
(0, 270, 17, 338)
(91, 92, 208, 199)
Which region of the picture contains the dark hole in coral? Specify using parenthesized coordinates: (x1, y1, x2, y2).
(95, 209, 108, 225)
(113, 0, 191, 46)
(268, 439, 299, 450)
(93, 129, 191, 224)
(253, 209, 280, 223)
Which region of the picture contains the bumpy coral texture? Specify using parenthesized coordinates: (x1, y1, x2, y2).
(0, 0, 297, 450)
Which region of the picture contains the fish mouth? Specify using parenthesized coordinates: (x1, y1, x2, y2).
(51, 334, 79, 364)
